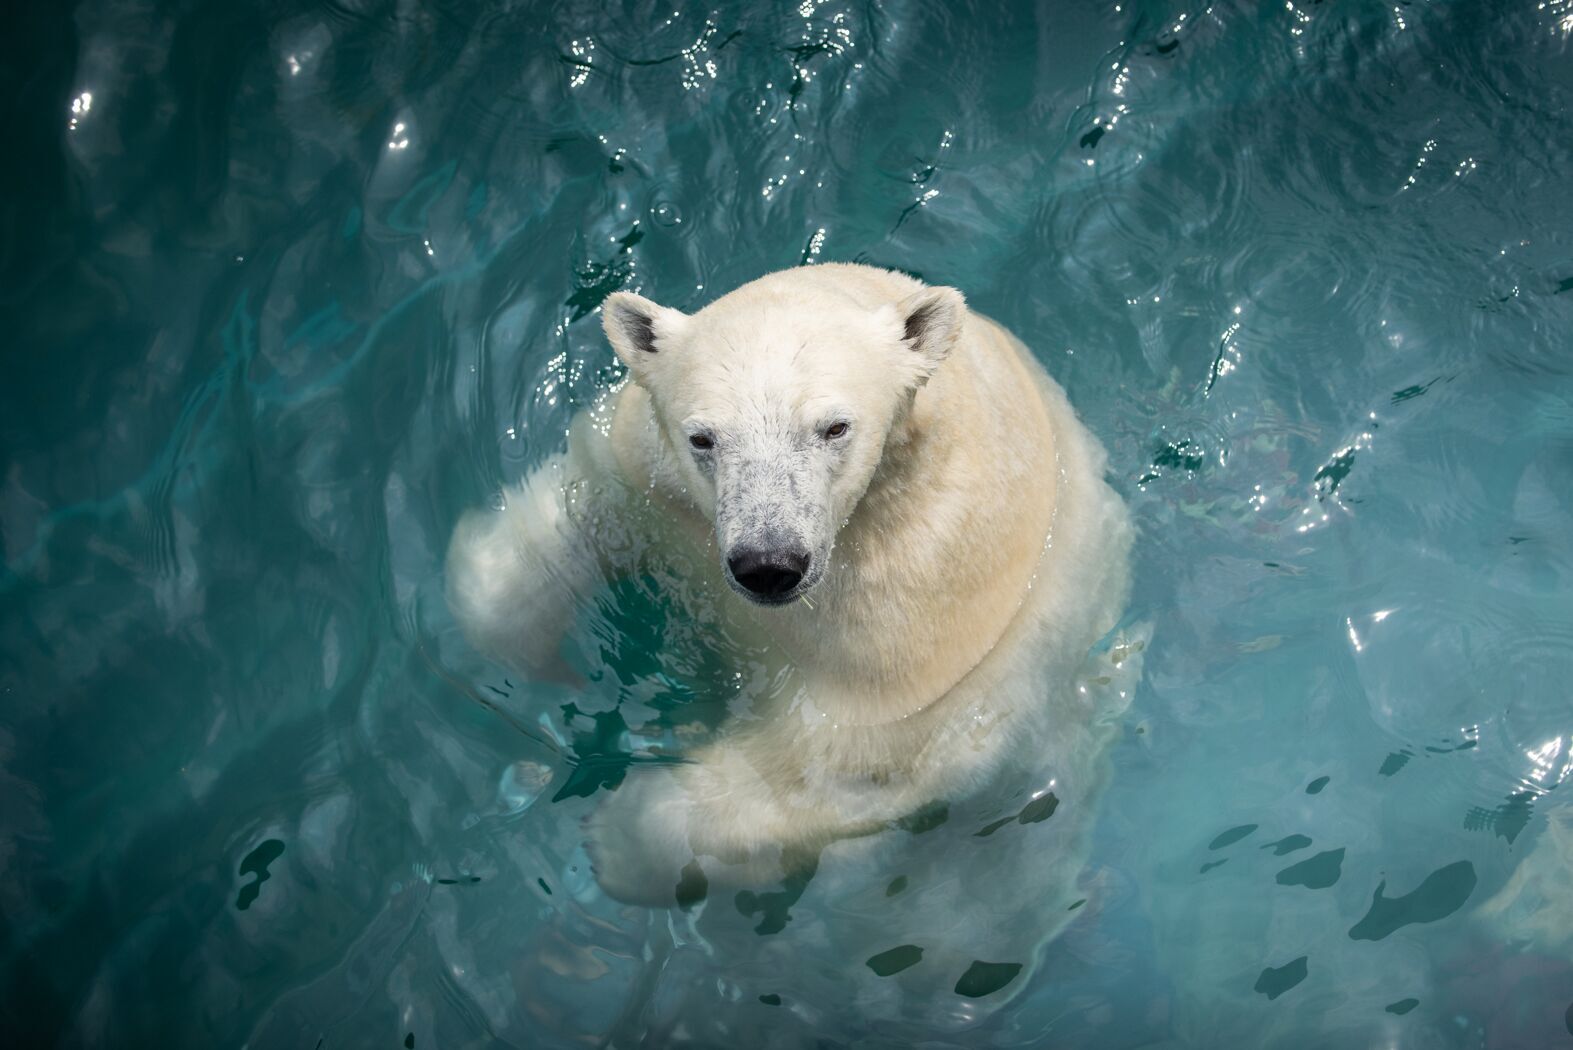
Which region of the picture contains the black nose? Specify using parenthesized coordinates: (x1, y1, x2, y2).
(726, 547, 810, 599)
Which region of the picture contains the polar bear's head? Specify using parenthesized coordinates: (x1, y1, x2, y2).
(602, 275, 964, 606)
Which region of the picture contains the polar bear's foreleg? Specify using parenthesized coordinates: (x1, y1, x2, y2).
(445, 452, 608, 681)
(586, 733, 921, 906)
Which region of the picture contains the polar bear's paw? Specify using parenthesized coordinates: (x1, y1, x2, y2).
(1475, 803, 1573, 956)
(1076, 619, 1152, 719)
(584, 768, 700, 907)
(584, 764, 795, 907)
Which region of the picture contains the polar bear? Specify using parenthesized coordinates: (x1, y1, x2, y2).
(446, 264, 1136, 929)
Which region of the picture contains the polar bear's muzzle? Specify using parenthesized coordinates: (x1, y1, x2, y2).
(725, 543, 812, 604)
(713, 455, 828, 606)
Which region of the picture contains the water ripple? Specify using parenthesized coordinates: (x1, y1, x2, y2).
(6, 0, 1573, 1047)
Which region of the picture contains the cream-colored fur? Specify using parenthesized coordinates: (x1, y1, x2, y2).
(1475, 803, 1573, 956)
(446, 263, 1135, 911)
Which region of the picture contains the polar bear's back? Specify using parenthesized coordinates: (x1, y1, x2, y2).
(696, 262, 928, 316)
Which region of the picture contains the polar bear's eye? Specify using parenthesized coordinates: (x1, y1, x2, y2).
(689, 433, 714, 451)
(823, 422, 850, 440)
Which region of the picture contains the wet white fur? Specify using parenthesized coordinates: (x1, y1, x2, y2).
(1476, 803, 1573, 957)
(446, 263, 1135, 910)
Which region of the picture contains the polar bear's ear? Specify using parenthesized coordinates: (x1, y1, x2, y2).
(602, 291, 688, 379)
(895, 286, 965, 381)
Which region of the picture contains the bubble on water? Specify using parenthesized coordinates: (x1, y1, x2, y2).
(499, 760, 554, 815)
(651, 199, 683, 227)
(562, 845, 601, 900)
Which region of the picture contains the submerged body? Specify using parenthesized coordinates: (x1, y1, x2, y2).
(447, 264, 1138, 1021)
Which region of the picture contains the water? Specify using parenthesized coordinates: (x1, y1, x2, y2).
(4, 0, 1573, 1045)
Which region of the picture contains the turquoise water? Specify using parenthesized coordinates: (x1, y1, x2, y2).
(5, 0, 1573, 1045)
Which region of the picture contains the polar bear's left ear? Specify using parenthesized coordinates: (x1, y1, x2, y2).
(894, 286, 966, 381)
(602, 291, 689, 382)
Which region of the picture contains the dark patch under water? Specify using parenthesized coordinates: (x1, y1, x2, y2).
(866, 945, 924, 978)
(1207, 825, 1258, 851)
(1253, 957, 1309, 1001)
(954, 961, 1023, 999)
(235, 839, 286, 912)
(1275, 848, 1345, 890)
(1348, 861, 1478, 942)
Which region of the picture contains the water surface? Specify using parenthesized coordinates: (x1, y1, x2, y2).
(5, 0, 1573, 1046)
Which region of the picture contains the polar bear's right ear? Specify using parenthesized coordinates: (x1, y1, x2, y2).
(602, 291, 688, 381)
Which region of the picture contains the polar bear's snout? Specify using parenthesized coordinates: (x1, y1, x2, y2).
(713, 450, 829, 606)
(725, 542, 811, 603)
